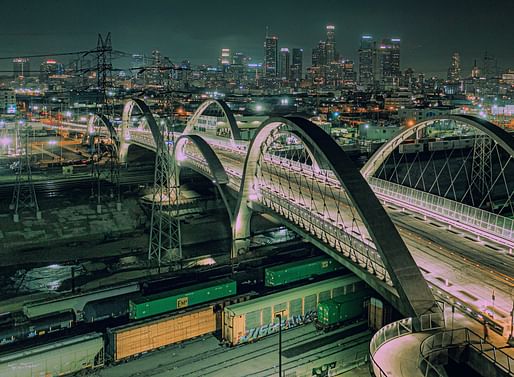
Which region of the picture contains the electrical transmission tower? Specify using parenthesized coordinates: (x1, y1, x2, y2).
(148, 120, 182, 267)
(471, 134, 493, 209)
(96, 33, 113, 112)
(10, 123, 41, 222)
(90, 32, 117, 214)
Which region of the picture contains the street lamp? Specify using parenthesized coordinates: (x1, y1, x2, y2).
(275, 311, 286, 377)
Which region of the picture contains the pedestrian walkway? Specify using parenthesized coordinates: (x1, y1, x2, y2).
(371, 306, 514, 376)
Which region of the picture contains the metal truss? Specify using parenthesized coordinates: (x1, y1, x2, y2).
(148, 122, 182, 266)
(10, 124, 41, 222)
(88, 115, 121, 213)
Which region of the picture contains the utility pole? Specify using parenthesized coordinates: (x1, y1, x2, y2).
(275, 311, 285, 377)
(509, 289, 514, 346)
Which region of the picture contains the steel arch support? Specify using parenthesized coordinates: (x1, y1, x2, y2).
(184, 99, 242, 140)
(233, 116, 437, 318)
(362, 115, 514, 179)
(173, 134, 234, 222)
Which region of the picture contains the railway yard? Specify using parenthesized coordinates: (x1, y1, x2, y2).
(0, 240, 381, 377)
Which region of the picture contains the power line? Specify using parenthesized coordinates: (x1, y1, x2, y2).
(0, 51, 92, 61)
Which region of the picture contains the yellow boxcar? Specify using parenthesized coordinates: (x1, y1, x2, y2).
(108, 305, 216, 361)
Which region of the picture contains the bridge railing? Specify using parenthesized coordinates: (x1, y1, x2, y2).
(370, 318, 413, 377)
(370, 311, 445, 377)
(58, 123, 514, 249)
(418, 328, 514, 376)
(259, 187, 390, 284)
(369, 177, 514, 248)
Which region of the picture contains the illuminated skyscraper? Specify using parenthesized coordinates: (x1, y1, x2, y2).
(358, 35, 376, 89)
(39, 60, 64, 83)
(471, 59, 480, 79)
(447, 52, 461, 81)
(220, 48, 231, 66)
(312, 41, 326, 67)
(279, 48, 290, 80)
(264, 33, 278, 78)
(377, 38, 401, 88)
(290, 48, 303, 82)
(325, 25, 337, 63)
(13, 58, 30, 80)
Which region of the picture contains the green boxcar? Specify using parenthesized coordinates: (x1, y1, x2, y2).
(317, 290, 369, 328)
(265, 256, 342, 287)
(129, 278, 236, 320)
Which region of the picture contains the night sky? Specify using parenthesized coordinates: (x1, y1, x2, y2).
(1, 0, 513, 76)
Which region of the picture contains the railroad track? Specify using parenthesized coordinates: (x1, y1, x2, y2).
(239, 332, 371, 377)
(119, 326, 323, 377)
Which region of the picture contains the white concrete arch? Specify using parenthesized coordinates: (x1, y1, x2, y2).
(119, 98, 164, 162)
(233, 116, 437, 318)
(362, 115, 514, 179)
(183, 99, 241, 140)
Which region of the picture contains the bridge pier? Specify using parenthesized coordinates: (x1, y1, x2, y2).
(118, 141, 129, 164)
(231, 237, 251, 259)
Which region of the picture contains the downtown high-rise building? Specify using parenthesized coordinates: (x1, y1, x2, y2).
(312, 41, 327, 67)
(264, 33, 279, 78)
(152, 49, 162, 66)
(377, 38, 401, 89)
(311, 25, 337, 67)
(39, 59, 64, 83)
(358, 35, 376, 89)
(309, 25, 341, 86)
(290, 48, 303, 82)
(220, 48, 231, 66)
(13, 58, 30, 80)
(471, 59, 480, 79)
(325, 25, 337, 63)
(279, 48, 290, 80)
(447, 52, 461, 81)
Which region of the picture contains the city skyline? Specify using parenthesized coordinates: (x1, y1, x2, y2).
(1, 0, 513, 76)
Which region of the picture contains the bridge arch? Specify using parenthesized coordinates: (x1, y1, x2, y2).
(233, 116, 437, 318)
(362, 114, 514, 179)
(86, 113, 119, 150)
(119, 98, 164, 161)
(174, 134, 233, 222)
(183, 99, 242, 140)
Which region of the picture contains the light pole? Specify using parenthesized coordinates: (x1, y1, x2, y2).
(276, 311, 285, 377)
(509, 290, 514, 346)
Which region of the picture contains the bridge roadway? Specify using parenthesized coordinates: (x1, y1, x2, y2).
(45, 122, 514, 336)
(205, 137, 514, 333)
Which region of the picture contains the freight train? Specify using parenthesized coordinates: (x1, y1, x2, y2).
(0, 257, 361, 376)
(315, 290, 370, 331)
(0, 255, 340, 347)
(223, 275, 367, 346)
(0, 277, 374, 376)
(264, 256, 342, 287)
